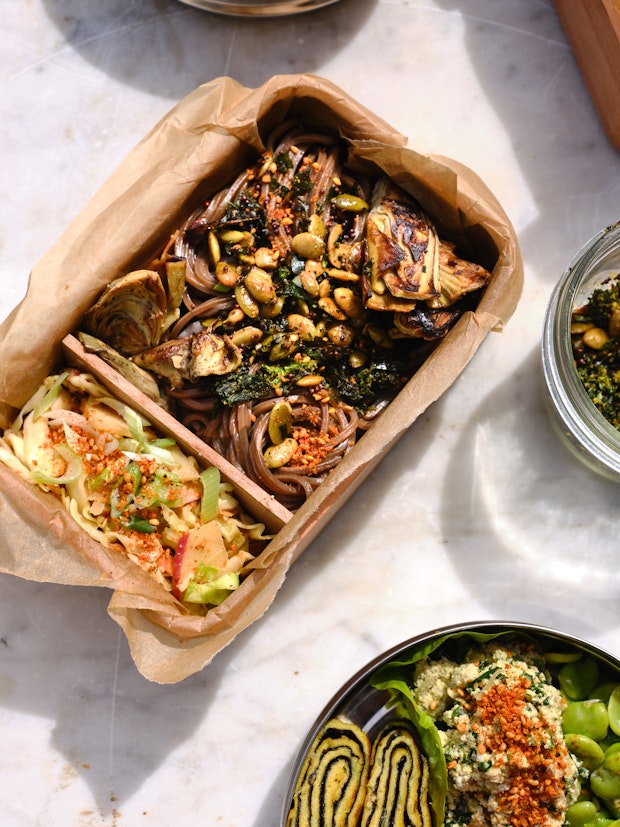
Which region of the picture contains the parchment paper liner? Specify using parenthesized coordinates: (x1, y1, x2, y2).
(0, 75, 523, 683)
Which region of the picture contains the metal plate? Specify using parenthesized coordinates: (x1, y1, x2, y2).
(281, 620, 620, 826)
(176, 0, 341, 17)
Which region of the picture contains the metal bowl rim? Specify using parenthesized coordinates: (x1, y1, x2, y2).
(280, 619, 620, 826)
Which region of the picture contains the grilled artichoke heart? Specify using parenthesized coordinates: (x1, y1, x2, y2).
(133, 330, 242, 388)
(364, 179, 440, 312)
(83, 269, 168, 356)
(287, 717, 371, 827)
(77, 332, 164, 403)
(430, 241, 492, 309)
(393, 305, 464, 340)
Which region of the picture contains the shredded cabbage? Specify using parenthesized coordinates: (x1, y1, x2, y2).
(0, 369, 271, 614)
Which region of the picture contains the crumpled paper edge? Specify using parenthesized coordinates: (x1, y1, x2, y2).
(0, 74, 523, 682)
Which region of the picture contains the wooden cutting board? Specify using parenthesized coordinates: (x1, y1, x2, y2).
(553, 0, 620, 151)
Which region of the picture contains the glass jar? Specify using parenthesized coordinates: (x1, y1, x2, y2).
(542, 220, 620, 481)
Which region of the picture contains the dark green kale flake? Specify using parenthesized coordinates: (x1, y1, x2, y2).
(326, 358, 405, 408)
(574, 340, 620, 429)
(213, 370, 273, 407)
(291, 168, 313, 197)
(572, 276, 620, 429)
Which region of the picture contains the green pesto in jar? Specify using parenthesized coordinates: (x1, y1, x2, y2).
(571, 275, 620, 429)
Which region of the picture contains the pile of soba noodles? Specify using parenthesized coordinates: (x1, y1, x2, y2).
(81, 123, 491, 510)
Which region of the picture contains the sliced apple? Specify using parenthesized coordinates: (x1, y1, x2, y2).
(172, 520, 228, 600)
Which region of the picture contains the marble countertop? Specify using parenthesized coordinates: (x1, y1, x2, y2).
(2, 1, 620, 825)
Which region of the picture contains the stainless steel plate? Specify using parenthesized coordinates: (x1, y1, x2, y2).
(176, 0, 341, 17)
(281, 620, 620, 827)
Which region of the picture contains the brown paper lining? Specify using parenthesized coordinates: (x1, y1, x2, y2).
(0, 74, 523, 682)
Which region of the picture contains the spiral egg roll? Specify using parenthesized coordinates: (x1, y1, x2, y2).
(360, 723, 432, 827)
(287, 718, 371, 827)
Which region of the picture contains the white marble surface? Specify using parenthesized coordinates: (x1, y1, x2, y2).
(2, 1, 620, 824)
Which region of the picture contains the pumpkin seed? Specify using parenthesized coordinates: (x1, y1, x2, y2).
(330, 193, 369, 212)
(308, 214, 326, 239)
(234, 283, 260, 319)
(259, 296, 286, 319)
(295, 374, 323, 387)
(268, 400, 293, 445)
(269, 333, 299, 361)
(264, 437, 298, 468)
(208, 231, 221, 267)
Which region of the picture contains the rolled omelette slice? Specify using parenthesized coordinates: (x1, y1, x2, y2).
(360, 723, 433, 827)
(287, 717, 371, 827)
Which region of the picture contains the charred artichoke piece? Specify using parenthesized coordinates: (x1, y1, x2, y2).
(360, 723, 432, 827)
(133, 330, 242, 388)
(187, 329, 242, 380)
(365, 179, 439, 310)
(392, 304, 464, 340)
(428, 241, 491, 309)
(77, 332, 163, 403)
(83, 269, 168, 356)
(132, 337, 191, 388)
(287, 717, 371, 827)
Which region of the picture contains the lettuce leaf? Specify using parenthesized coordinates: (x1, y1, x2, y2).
(370, 629, 535, 827)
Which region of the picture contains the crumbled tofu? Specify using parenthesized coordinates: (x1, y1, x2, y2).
(411, 642, 580, 827)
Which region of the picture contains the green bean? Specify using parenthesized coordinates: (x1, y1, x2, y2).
(560, 658, 600, 700)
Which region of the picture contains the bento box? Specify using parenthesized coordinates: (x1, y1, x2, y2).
(0, 75, 523, 682)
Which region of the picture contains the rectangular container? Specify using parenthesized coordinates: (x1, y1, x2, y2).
(0, 75, 523, 682)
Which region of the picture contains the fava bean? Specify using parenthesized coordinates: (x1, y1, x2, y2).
(561, 657, 600, 700)
(590, 751, 620, 802)
(592, 683, 619, 704)
(609, 686, 620, 737)
(565, 799, 598, 826)
(564, 733, 605, 771)
(563, 700, 609, 742)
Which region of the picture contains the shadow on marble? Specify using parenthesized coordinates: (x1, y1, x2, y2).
(0, 574, 253, 818)
(262, 397, 444, 617)
(40, 0, 377, 100)
(433, 0, 620, 282)
(440, 345, 620, 640)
